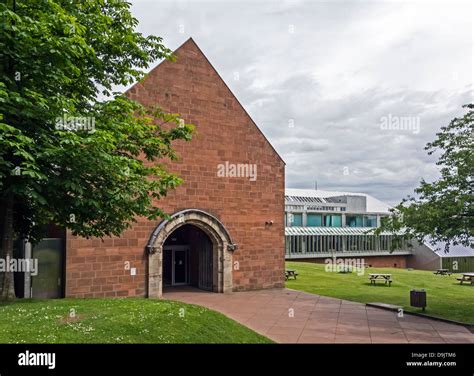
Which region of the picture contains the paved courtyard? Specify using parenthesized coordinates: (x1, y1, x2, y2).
(163, 287, 474, 343)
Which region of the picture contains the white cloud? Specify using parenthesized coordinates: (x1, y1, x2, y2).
(130, 0, 473, 205)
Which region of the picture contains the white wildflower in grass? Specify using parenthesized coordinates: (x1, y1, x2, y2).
(66, 322, 94, 335)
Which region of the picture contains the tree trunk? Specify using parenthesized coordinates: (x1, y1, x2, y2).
(1, 193, 16, 300)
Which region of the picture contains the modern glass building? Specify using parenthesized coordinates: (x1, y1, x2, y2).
(285, 189, 412, 267)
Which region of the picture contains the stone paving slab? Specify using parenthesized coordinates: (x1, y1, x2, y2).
(163, 287, 474, 344)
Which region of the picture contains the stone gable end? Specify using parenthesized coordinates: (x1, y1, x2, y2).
(65, 38, 285, 298)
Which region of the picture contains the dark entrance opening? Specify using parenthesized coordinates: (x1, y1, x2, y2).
(162, 224, 213, 291)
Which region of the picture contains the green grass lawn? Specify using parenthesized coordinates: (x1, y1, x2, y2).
(0, 298, 272, 344)
(286, 261, 474, 324)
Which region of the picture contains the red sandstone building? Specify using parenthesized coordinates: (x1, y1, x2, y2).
(57, 38, 286, 298)
(14, 40, 432, 300)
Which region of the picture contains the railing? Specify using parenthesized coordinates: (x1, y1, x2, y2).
(285, 234, 411, 258)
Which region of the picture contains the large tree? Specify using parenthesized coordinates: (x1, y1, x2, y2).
(0, 0, 193, 299)
(377, 104, 473, 251)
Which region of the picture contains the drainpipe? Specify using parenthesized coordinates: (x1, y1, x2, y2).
(24, 239, 32, 298)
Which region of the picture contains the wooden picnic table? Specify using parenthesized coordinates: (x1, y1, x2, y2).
(369, 273, 392, 286)
(433, 269, 452, 276)
(285, 269, 298, 280)
(457, 273, 474, 285)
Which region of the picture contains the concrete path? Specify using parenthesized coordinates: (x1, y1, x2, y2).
(163, 287, 474, 343)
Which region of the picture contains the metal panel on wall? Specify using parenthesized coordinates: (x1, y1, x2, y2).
(31, 238, 63, 299)
(442, 257, 474, 273)
(198, 236, 213, 291)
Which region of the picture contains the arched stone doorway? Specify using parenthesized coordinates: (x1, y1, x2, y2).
(146, 209, 235, 298)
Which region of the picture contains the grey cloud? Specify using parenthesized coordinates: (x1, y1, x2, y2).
(131, 0, 472, 206)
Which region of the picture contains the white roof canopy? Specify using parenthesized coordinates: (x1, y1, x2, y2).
(285, 188, 392, 214)
(285, 227, 397, 236)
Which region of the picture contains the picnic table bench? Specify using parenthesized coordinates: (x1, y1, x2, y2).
(285, 269, 298, 280)
(456, 273, 474, 285)
(369, 273, 392, 286)
(433, 269, 452, 276)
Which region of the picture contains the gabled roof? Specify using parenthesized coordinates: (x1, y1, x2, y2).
(425, 241, 474, 258)
(126, 37, 285, 165)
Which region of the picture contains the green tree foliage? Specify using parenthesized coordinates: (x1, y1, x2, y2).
(377, 104, 473, 252)
(0, 0, 194, 299)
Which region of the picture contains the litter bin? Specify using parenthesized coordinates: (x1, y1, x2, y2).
(410, 289, 426, 311)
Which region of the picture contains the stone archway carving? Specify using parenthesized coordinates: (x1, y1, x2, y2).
(146, 209, 235, 298)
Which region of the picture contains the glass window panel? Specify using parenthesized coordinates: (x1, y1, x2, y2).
(288, 213, 302, 226)
(307, 213, 322, 227)
(293, 213, 303, 226)
(323, 214, 342, 227)
(347, 215, 363, 227)
(331, 215, 342, 227)
(363, 215, 377, 227)
(323, 215, 330, 227)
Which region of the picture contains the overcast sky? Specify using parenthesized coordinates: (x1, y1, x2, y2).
(130, 0, 473, 205)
